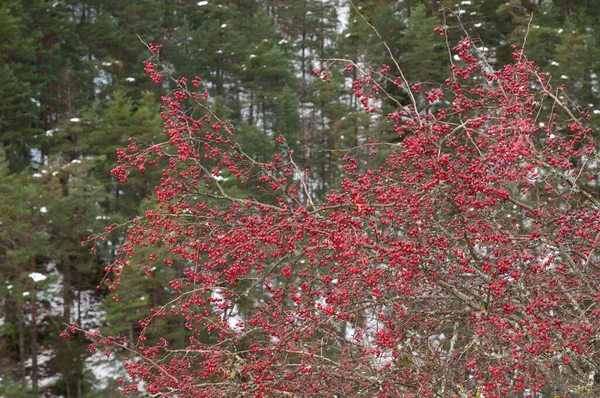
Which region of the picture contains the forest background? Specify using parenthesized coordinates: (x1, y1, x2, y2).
(1, 0, 600, 396)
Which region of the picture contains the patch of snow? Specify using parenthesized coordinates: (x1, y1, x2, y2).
(70, 118, 80, 123)
(453, 54, 461, 61)
(125, 77, 135, 82)
(29, 272, 47, 282)
(344, 33, 351, 38)
(101, 61, 112, 67)
(550, 60, 559, 66)
(560, 75, 568, 80)
(32, 173, 43, 178)
(557, 28, 564, 34)
(52, 171, 59, 176)
(25, 350, 53, 367)
(470, 12, 477, 15)
(87, 350, 127, 390)
(539, 122, 545, 127)
(210, 289, 244, 333)
(461, 1, 471, 4)
(249, 54, 257, 59)
(71, 159, 82, 164)
(30, 98, 41, 107)
(337, 2, 349, 32)
(474, 23, 482, 28)
(93, 68, 113, 89)
(39, 207, 48, 214)
(30, 148, 42, 166)
(23, 292, 30, 297)
(278, 39, 288, 45)
(197, 0, 208, 6)
(216, 49, 223, 54)
(345, 322, 356, 340)
(39, 375, 60, 389)
(46, 128, 58, 137)
(220, 23, 227, 28)
(593, 110, 600, 115)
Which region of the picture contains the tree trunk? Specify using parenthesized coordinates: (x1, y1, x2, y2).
(17, 303, 25, 389)
(30, 255, 38, 394)
(76, 275, 83, 398)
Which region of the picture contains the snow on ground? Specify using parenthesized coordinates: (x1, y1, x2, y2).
(87, 350, 127, 390)
(37, 263, 106, 329)
(210, 289, 244, 333)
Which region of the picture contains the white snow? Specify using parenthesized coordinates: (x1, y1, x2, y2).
(221, 24, 227, 29)
(216, 49, 223, 54)
(29, 272, 48, 282)
(39, 207, 48, 214)
(32, 173, 43, 178)
(30, 148, 42, 166)
(278, 39, 288, 45)
(70, 118, 80, 123)
(249, 54, 257, 59)
(453, 54, 461, 61)
(23, 292, 30, 297)
(197, 0, 208, 5)
(39, 375, 60, 388)
(71, 159, 82, 164)
(550, 60, 559, 66)
(101, 61, 112, 67)
(210, 289, 244, 333)
(125, 77, 135, 82)
(593, 110, 600, 114)
(474, 23, 482, 28)
(337, 2, 349, 32)
(344, 33, 351, 38)
(87, 350, 127, 390)
(560, 75, 568, 80)
(30, 98, 41, 107)
(46, 128, 58, 137)
(461, 1, 471, 4)
(558, 28, 564, 34)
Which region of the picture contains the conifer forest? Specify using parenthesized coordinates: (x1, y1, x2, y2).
(3, 0, 600, 397)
